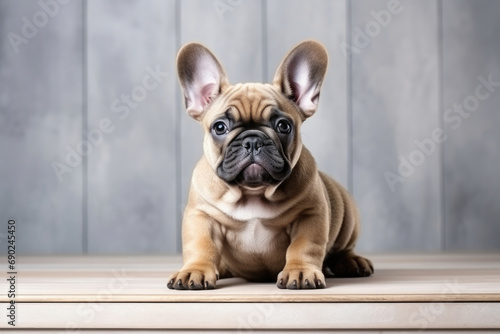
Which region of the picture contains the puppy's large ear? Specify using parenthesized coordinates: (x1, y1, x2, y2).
(177, 43, 229, 121)
(273, 40, 328, 118)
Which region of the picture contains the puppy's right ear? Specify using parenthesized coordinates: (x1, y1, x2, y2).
(177, 43, 229, 121)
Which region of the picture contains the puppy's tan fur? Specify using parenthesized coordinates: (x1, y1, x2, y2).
(168, 41, 372, 290)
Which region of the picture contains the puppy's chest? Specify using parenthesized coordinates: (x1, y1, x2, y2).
(219, 196, 290, 254)
(223, 196, 278, 221)
(225, 219, 284, 255)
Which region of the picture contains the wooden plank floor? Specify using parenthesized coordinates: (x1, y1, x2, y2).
(1, 254, 500, 331)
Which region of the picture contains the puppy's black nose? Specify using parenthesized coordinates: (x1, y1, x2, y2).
(242, 136, 264, 154)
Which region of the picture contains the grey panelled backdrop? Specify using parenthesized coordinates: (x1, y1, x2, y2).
(1, 0, 499, 255)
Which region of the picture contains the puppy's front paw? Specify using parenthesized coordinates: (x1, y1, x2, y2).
(167, 266, 218, 290)
(277, 266, 325, 289)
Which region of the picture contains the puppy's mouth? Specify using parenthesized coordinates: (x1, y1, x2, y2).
(217, 130, 291, 187)
(237, 163, 272, 186)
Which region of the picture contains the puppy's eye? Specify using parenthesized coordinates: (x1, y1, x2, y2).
(276, 120, 292, 134)
(213, 121, 228, 136)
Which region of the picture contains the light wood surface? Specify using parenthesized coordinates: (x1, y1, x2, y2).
(3, 253, 500, 303)
(10, 302, 500, 330)
(1, 254, 499, 329)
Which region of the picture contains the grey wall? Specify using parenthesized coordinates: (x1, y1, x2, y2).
(1, 0, 499, 255)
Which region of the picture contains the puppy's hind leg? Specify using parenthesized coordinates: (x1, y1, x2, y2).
(323, 250, 374, 278)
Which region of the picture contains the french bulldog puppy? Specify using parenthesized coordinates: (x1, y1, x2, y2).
(168, 40, 373, 290)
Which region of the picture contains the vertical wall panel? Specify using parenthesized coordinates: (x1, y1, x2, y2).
(2, 0, 500, 255)
(266, 0, 349, 188)
(0, 1, 83, 254)
(351, 0, 442, 251)
(179, 0, 264, 238)
(442, 0, 500, 250)
(87, 0, 178, 253)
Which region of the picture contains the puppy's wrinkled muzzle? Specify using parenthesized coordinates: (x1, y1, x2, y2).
(242, 136, 264, 155)
(217, 130, 291, 186)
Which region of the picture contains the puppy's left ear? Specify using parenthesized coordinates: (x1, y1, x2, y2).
(273, 40, 328, 118)
(177, 43, 229, 121)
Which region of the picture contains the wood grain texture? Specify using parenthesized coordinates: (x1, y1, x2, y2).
(5, 254, 500, 303)
(351, 0, 442, 252)
(87, 0, 178, 253)
(442, 0, 500, 250)
(5, 302, 500, 329)
(0, 0, 83, 253)
(266, 0, 349, 187)
(1, 254, 500, 329)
